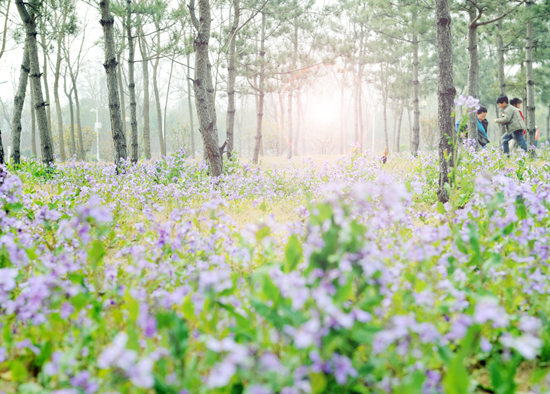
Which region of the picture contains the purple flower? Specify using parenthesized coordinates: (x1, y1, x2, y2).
(206, 360, 237, 388)
(246, 385, 272, 394)
(474, 298, 509, 328)
(70, 371, 99, 394)
(0, 268, 17, 292)
(500, 333, 542, 360)
(445, 314, 472, 341)
(0, 347, 6, 363)
(480, 337, 492, 353)
(331, 353, 357, 385)
(127, 357, 154, 388)
(60, 302, 75, 319)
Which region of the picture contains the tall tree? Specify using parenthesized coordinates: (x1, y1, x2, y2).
(99, 0, 128, 166)
(190, 0, 223, 176)
(126, 0, 139, 161)
(435, 0, 455, 203)
(525, 0, 535, 148)
(252, 11, 266, 164)
(11, 42, 30, 165)
(15, 0, 54, 164)
(138, 25, 152, 159)
(226, 0, 240, 159)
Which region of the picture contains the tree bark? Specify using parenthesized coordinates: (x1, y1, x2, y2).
(127, 0, 138, 162)
(435, 0, 456, 203)
(0, 129, 4, 165)
(287, 90, 293, 159)
(40, 21, 52, 139)
(117, 29, 127, 146)
(163, 52, 175, 155)
(279, 91, 285, 156)
(467, 10, 480, 148)
(99, 0, 128, 166)
(525, 0, 535, 148)
(11, 41, 30, 165)
(186, 53, 195, 157)
(340, 82, 344, 154)
(383, 75, 389, 151)
(53, 13, 68, 161)
(191, 0, 223, 176)
(31, 86, 37, 158)
(411, 8, 420, 155)
(152, 28, 164, 156)
(396, 101, 404, 152)
(139, 31, 151, 159)
(63, 73, 76, 158)
(226, 0, 239, 159)
(252, 11, 266, 164)
(358, 26, 364, 149)
(497, 18, 506, 138)
(16, 0, 54, 164)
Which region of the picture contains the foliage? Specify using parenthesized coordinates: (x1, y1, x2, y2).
(1, 145, 550, 393)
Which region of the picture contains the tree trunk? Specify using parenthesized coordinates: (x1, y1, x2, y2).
(72, 77, 84, 160)
(191, 0, 223, 176)
(287, 90, 293, 159)
(467, 11, 479, 148)
(63, 73, 76, 158)
(163, 53, 175, 155)
(53, 14, 67, 161)
(31, 86, 37, 157)
(279, 92, 285, 156)
(497, 18, 506, 138)
(139, 31, 151, 159)
(99, 0, 128, 166)
(153, 28, 164, 156)
(411, 9, 420, 155)
(525, 0, 535, 148)
(545, 103, 550, 143)
(127, 0, 138, 162)
(435, 0, 456, 203)
(40, 21, 52, 139)
(407, 105, 412, 149)
(117, 29, 127, 146)
(186, 53, 195, 157)
(396, 101, 404, 152)
(252, 11, 266, 164)
(16, 0, 54, 164)
(296, 87, 301, 154)
(226, 0, 239, 159)
(10, 41, 30, 165)
(358, 26, 364, 149)
(0, 129, 4, 165)
(383, 82, 389, 151)
(340, 83, 344, 154)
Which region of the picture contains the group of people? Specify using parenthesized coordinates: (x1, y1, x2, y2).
(458, 95, 540, 153)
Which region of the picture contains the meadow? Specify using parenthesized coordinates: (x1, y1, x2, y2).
(1, 143, 550, 394)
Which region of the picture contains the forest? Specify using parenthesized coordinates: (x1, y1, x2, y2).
(1, 0, 550, 393)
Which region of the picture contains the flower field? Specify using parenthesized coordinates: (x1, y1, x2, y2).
(1, 144, 550, 394)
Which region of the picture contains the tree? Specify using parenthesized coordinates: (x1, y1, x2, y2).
(15, 0, 54, 164)
(126, 0, 139, 162)
(435, 0, 455, 203)
(99, 0, 128, 166)
(252, 11, 266, 164)
(525, 0, 535, 148)
(226, 0, 239, 159)
(10, 42, 30, 165)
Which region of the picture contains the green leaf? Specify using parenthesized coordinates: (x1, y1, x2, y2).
(9, 360, 28, 382)
(284, 235, 303, 273)
(309, 372, 327, 394)
(437, 202, 446, 215)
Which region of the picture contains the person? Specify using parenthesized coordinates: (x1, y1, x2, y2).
(494, 95, 528, 154)
(476, 107, 490, 148)
(456, 107, 490, 147)
(535, 126, 540, 147)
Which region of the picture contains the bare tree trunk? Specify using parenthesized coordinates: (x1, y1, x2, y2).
(63, 73, 76, 157)
(383, 81, 389, 151)
(396, 101, 404, 152)
(497, 18, 506, 138)
(340, 83, 344, 154)
(186, 53, 195, 157)
(117, 29, 127, 144)
(0, 129, 4, 165)
(358, 26, 364, 150)
(407, 105, 412, 149)
(11, 41, 30, 165)
(99, 0, 128, 166)
(163, 52, 175, 155)
(411, 9, 420, 155)
(40, 21, 52, 138)
(525, 0, 535, 149)
(252, 11, 266, 164)
(139, 30, 151, 158)
(467, 10, 479, 148)
(16, 0, 54, 164)
(190, 0, 223, 176)
(127, 0, 138, 162)
(153, 28, 165, 156)
(296, 86, 301, 154)
(53, 14, 67, 161)
(31, 86, 37, 157)
(0, 0, 10, 61)
(287, 90, 293, 160)
(73, 79, 84, 160)
(279, 92, 285, 156)
(226, 0, 239, 159)
(435, 0, 456, 203)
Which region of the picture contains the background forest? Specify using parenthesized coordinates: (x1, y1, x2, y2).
(0, 0, 549, 166)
